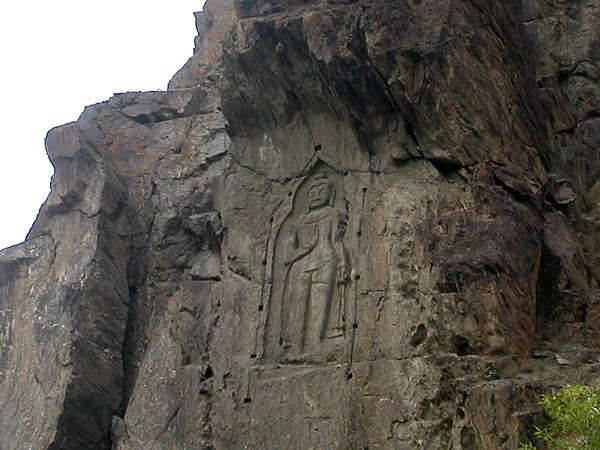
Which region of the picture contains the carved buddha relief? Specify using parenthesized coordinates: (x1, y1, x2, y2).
(264, 168, 350, 362)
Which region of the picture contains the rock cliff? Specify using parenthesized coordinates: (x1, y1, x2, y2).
(1, 0, 600, 448)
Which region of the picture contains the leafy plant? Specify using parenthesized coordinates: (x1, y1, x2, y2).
(519, 444, 536, 450)
(520, 381, 600, 449)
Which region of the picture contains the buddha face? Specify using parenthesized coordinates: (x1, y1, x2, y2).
(307, 182, 332, 210)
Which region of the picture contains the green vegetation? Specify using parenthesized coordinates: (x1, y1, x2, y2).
(520, 382, 600, 449)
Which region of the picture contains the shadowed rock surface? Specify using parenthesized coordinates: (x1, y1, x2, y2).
(1, 0, 600, 448)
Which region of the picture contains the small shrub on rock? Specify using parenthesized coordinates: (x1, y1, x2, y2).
(520, 381, 600, 449)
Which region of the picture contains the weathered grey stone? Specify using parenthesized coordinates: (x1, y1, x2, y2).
(0, 130, 130, 449)
(2, 0, 600, 448)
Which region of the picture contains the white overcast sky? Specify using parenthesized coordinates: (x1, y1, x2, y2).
(0, 1, 206, 251)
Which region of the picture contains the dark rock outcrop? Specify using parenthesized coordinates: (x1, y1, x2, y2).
(1, 0, 600, 448)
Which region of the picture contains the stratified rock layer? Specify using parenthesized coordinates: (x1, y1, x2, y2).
(1, 0, 600, 449)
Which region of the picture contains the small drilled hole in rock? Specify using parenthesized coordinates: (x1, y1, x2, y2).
(262, 260, 267, 266)
(258, 305, 264, 311)
(201, 365, 214, 381)
(409, 324, 428, 347)
(457, 408, 466, 420)
(353, 323, 358, 329)
(355, 274, 361, 280)
(243, 397, 252, 404)
(346, 371, 353, 381)
(343, 171, 349, 176)
(250, 353, 257, 359)
(362, 187, 368, 193)
(314, 144, 322, 151)
(357, 231, 362, 237)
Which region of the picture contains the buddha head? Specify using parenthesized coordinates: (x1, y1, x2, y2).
(307, 173, 334, 210)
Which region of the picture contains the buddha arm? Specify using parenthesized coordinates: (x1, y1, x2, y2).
(332, 212, 350, 283)
(283, 226, 318, 265)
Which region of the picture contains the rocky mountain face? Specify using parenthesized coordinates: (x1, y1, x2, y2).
(1, 0, 600, 448)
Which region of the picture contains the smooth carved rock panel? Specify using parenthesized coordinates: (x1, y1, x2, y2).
(210, 364, 351, 449)
(263, 163, 357, 364)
